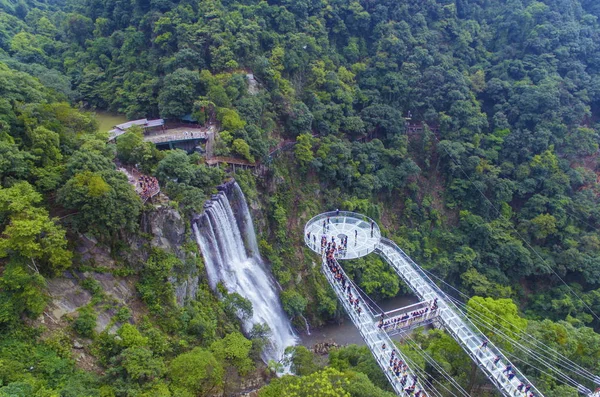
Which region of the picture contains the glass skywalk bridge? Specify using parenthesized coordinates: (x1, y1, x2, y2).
(305, 211, 600, 397)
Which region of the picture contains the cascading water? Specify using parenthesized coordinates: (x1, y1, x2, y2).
(193, 181, 298, 363)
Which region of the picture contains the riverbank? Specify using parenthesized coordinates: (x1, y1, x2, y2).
(299, 294, 419, 347)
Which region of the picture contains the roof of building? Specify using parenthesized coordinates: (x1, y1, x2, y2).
(145, 119, 165, 128)
(115, 119, 148, 130)
(107, 118, 164, 141)
(113, 118, 164, 131)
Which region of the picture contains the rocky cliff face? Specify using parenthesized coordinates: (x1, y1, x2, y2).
(41, 204, 199, 338)
(144, 205, 200, 306)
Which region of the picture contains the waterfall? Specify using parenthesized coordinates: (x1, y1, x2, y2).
(299, 314, 311, 336)
(193, 181, 298, 364)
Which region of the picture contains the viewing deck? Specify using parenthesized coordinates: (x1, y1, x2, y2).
(304, 211, 381, 260)
(143, 127, 212, 145)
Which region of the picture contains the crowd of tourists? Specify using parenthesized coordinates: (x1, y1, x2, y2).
(487, 350, 536, 396)
(385, 348, 425, 396)
(311, 214, 536, 397)
(137, 175, 159, 201)
(378, 299, 439, 332)
(324, 242, 362, 315)
(322, 236, 432, 395)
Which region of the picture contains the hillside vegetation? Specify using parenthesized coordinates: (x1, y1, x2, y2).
(1, 0, 600, 395)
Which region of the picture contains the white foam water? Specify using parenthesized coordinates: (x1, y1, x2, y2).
(193, 182, 297, 364)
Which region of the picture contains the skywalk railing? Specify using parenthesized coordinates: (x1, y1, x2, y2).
(376, 238, 545, 397)
(319, 253, 427, 396)
(378, 300, 440, 337)
(304, 211, 382, 258)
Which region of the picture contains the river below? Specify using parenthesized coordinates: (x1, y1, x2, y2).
(94, 110, 127, 133)
(299, 294, 419, 347)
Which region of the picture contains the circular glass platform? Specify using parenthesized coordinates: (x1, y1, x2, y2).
(303, 211, 381, 260)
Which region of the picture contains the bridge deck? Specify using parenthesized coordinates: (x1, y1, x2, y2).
(144, 128, 210, 144)
(302, 212, 587, 397)
(378, 300, 440, 337)
(319, 253, 427, 396)
(376, 238, 544, 397)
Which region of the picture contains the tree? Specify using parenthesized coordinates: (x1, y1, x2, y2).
(360, 105, 404, 139)
(117, 324, 149, 348)
(155, 149, 196, 184)
(210, 332, 254, 375)
(529, 213, 557, 240)
(116, 126, 162, 171)
(57, 171, 142, 237)
(286, 346, 320, 376)
(65, 149, 115, 178)
(563, 127, 599, 157)
(0, 182, 71, 274)
(222, 291, 253, 321)
(232, 138, 255, 162)
(280, 289, 308, 317)
(259, 367, 351, 397)
(169, 347, 223, 396)
(0, 140, 33, 184)
(328, 344, 390, 391)
(107, 346, 166, 387)
(218, 108, 246, 131)
(28, 126, 62, 166)
(72, 306, 97, 337)
(294, 133, 314, 171)
(158, 68, 201, 118)
(467, 297, 527, 352)
(0, 261, 46, 325)
(285, 102, 313, 137)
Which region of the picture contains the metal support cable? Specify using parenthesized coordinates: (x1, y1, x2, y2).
(333, 257, 385, 315)
(419, 266, 600, 385)
(376, 240, 545, 397)
(402, 333, 471, 397)
(397, 346, 448, 397)
(444, 293, 594, 389)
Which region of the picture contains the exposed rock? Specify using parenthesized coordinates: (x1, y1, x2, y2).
(76, 234, 116, 268)
(94, 310, 114, 334)
(246, 73, 260, 95)
(208, 365, 270, 397)
(146, 205, 202, 305)
(171, 274, 199, 307)
(146, 205, 186, 259)
(45, 277, 92, 322)
(83, 271, 135, 303)
(311, 342, 340, 355)
(73, 340, 84, 349)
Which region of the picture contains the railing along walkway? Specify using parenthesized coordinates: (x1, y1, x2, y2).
(320, 253, 426, 396)
(376, 238, 544, 397)
(378, 300, 440, 337)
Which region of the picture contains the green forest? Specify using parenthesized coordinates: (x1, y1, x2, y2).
(1, 0, 600, 395)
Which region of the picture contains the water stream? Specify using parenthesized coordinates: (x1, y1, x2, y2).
(193, 181, 298, 363)
(299, 294, 419, 347)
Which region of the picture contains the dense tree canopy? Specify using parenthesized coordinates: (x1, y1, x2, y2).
(2, 0, 600, 395)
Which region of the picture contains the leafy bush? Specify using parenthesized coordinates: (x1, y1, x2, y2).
(72, 307, 97, 338)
